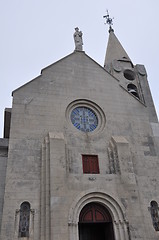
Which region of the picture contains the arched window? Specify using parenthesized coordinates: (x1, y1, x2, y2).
(79, 202, 115, 240)
(19, 202, 31, 237)
(150, 201, 159, 231)
(127, 83, 140, 99)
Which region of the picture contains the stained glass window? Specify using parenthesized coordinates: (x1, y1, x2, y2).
(150, 201, 159, 231)
(71, 107, 98, 132)
(19, 202, 30, 237)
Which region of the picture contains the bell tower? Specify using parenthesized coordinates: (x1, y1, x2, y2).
(104, 12, 158, 123)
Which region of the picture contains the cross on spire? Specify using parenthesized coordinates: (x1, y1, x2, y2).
(103, 10, 114, 32)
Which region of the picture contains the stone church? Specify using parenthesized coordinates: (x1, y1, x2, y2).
(0, 23, 159, 240)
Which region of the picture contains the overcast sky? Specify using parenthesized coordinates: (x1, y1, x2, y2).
(0, 0, 159, 137)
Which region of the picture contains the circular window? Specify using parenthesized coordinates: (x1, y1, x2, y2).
(123, 69, 135, 80)
(66, 100, 106, 134)
(71, 107, 98, 132)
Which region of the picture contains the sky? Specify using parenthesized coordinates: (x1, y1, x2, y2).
(0, 0, 159, 137)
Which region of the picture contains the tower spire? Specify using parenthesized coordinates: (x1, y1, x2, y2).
(104, 31, 131, 67)
(103, 12, 131, 68)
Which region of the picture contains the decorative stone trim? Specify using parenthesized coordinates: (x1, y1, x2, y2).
(14, 206, 35, 239)
(68, 190, 130, 240)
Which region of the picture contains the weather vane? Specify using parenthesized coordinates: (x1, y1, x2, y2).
(103, 10, 114, 32)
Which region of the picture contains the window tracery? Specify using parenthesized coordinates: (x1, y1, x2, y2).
(149, 201, 159, 231)
(19, 202, 31, 237)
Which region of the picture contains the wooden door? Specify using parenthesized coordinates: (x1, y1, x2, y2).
(79, 203, 115, 240)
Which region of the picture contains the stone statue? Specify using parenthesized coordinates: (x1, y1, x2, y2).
(73, 27, 83, 51)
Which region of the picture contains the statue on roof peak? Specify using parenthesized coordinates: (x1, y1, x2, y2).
(73, 27, 83, 51)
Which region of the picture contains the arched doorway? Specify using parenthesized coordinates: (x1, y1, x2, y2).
(78, 202, 115, 240)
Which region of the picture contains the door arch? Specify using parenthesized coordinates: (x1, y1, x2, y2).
(79, 202, 115, 240)
(68, 191, 129, 240)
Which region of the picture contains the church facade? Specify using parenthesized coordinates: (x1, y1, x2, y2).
(0, 26, 159, 240)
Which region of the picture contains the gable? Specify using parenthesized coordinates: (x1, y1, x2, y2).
(12, 50, 146, 121)
(12, 51, 118, 96)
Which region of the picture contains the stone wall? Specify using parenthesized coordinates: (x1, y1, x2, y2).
(0, 138, 8, 232)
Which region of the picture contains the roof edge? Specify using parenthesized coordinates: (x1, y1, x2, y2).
(12, 50, 121, 96)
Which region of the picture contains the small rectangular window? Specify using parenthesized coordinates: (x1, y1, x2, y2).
(82, 155, 99, 174)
